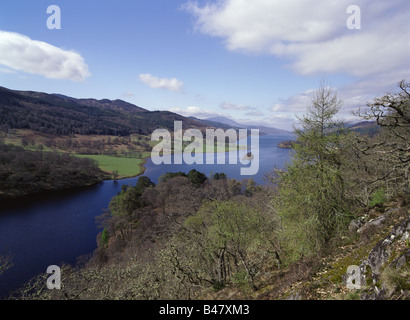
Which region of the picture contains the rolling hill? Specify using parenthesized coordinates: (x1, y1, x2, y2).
(0, 86, 216, 137)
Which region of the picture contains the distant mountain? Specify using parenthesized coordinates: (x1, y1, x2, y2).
(346, 121, 380, 135)
(0, 86, 218, 136)
(204, 116, 292, 135)
(187, 116, 241, 131)
(204, 116, 244, 128)
(348, 120, 377, 128)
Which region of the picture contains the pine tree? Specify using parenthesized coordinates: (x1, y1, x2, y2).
(274, 79, 352, 262)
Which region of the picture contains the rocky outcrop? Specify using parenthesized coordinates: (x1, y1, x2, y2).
(368, 218, 409, 277)
(358, 215, 386, 235)
(344, 216, 410, 300)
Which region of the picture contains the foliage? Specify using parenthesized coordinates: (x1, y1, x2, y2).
(158, 171, 187, 184)
(108, 176, 155, 217)
(0, 143, 104, 199)
(211, 172, 227, 180)
(158, 169, 207, 186)
(353, 80, 409, 200)
(175, 200, 279, 289)
(187, 169, 207, 186)
(368, 188, 387, 207)
(100, 228, 109, 247)
(273, 80, 353, 263)
(380, 264, 410, 297)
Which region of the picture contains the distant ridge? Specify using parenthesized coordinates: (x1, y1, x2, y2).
(75, 98, 148, 113)
(187, 116, 241, 131)
(50, 93, 148, 113)
(347, 120, 380, 135)
(0, 86, 223, 136)
(204, 116, 292, 135)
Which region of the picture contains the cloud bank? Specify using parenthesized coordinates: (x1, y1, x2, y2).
(169, 106, 223, 119)
(0, 31, 90, 81)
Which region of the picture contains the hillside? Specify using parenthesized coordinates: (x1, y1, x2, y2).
(201, 195, 410, 300)
(348, 121, 380, 135)
(0, 86, 211, 136)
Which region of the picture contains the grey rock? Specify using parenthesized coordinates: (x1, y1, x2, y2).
(349, 219, 364, 233)
(343, 218, 410, 300)
(357, 215, 386, 234)
(367, 218, 410, 277)
(343, 264, 367, 289)
(385, 208, 399, 215)
(390, 250, 410, 270)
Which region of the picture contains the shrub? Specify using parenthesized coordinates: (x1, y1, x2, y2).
(369, 188, 387, 207)
(380, 264, 410, 297)
(100, 228, 109, 246)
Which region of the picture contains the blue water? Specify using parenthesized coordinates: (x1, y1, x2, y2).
(145, 133, 294, 185)
(0, 133, 293, 298)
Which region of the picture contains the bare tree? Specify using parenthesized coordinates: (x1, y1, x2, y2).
(355, 80, 410, 195)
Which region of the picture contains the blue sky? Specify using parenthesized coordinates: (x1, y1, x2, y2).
(1, 0, 409, 130)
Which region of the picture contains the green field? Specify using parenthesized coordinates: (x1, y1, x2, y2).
(75, 154, 147, 179)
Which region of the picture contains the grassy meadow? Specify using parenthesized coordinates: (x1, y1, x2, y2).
(74, 154, 148, 179)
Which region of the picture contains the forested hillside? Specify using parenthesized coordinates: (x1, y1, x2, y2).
(0, 86, 208, 136)
(8, 80, 409, 300)
(0, 143, 105, 199)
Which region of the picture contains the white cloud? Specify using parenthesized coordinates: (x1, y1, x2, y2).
(0, 31, 90, 81)
(268, 79, 396, 126)
(139, 73, 184, 93)
(169, 105, 227, 119)
(185, 0, 346, 51)
(270, 104, 283, 112)
(185, 0, 410, 82)
(271, 89, 315, 113)
(238, 114, 297, 131)
(186, 106, 201, 114)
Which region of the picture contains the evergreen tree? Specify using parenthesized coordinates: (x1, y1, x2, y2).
(274, 79, 352, 262)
